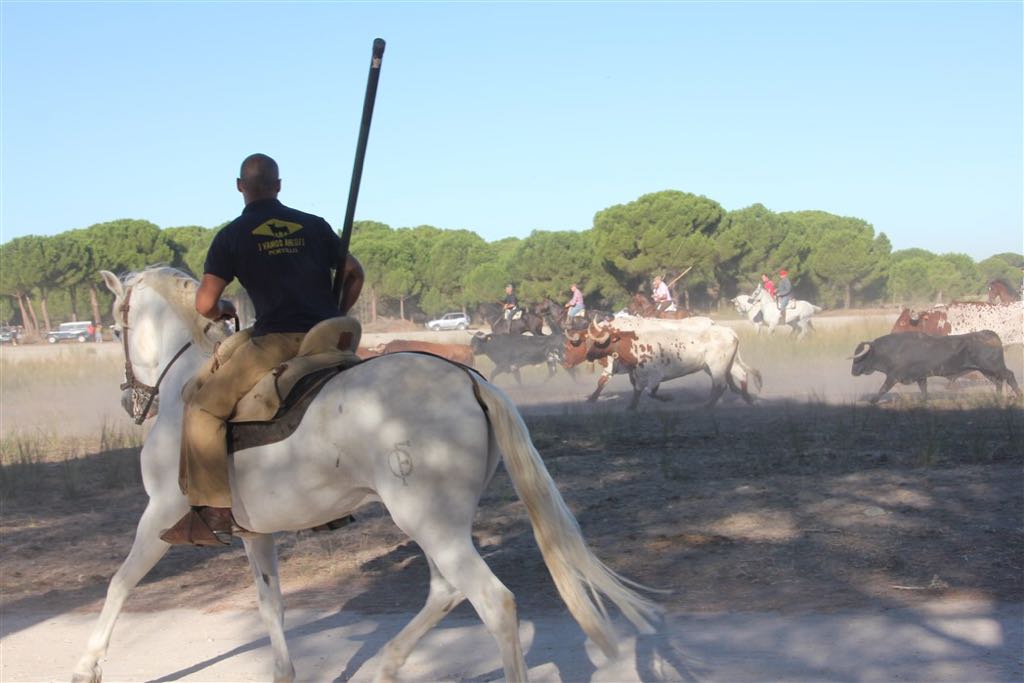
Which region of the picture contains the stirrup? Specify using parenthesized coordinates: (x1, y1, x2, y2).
(159, 509, 231, 547)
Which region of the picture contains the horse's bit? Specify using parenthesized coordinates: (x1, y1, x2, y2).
(118, 285, 192, 425)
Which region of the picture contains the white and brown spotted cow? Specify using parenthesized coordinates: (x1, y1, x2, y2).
(937, 301, 1023, 346)
(564, 317, 762, 409)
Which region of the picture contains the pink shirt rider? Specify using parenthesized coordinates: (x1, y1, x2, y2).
(652, 280, 671, 303)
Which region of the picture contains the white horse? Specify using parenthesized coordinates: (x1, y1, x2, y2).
(748, 285, 821, 339)
(730, 294, 766, 333)
(73, 267, 660, 683)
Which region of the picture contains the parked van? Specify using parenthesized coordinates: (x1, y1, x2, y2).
(46, 321, 94, 344)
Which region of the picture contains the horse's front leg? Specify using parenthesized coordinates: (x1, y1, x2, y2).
(72, 499, 184, 683)
(242, 534, 295, 683)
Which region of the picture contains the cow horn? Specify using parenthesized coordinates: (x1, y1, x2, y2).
(589, 322, 610, 345)
(848, 343, 872, 361)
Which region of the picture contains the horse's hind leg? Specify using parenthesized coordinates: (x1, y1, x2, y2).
(72, 500, 181, 682)
(242, 534, 295, 683)
(388, 513, 527, 683)
(373, 557, 465, 683)
(424, 536, 526, 682)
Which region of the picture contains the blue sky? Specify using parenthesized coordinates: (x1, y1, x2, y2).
(2, 1, 1021, 261)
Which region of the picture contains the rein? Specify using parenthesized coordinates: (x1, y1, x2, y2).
(118, 285, 193, 425)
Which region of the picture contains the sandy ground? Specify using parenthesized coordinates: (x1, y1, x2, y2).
(3, 600, 1021, 682)
(2, 313, 1023, 682)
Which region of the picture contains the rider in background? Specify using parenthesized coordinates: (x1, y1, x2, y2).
(160, 153, 364, 547)
(502, 284, 519, 323)
(760, 273, 776, 299)
(776, 269, 793, 324)
(565, 283, 585, 319)
(652, 275, 673, 311)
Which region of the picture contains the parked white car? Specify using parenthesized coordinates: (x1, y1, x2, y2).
(426, 312, 469, 331)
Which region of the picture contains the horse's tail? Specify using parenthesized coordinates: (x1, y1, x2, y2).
(728, 349, 763, 401)
(469, 377, 662, 657)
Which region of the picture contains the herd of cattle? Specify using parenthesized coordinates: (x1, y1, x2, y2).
(356, 282, 1023, 407)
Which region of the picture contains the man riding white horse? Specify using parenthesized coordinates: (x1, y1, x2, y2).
(161, 153, 364, 546)
(776, 268, 793, 324)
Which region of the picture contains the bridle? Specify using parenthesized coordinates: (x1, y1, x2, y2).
(117, 284, 193, 425)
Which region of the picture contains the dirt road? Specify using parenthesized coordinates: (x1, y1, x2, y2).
(4, 600, 1021, 682)
(2, 313, 1022, 682)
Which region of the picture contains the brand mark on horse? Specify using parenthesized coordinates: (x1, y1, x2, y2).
(389, 440, 414, 484)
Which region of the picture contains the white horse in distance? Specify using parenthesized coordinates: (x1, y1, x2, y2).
(730, 293, 765, 333)
(747, 284, 822, 339)
(72, 267, 659, 683)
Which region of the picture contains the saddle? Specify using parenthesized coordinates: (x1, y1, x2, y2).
(182, 316, 364, 426)
(510, 309, 524, 321)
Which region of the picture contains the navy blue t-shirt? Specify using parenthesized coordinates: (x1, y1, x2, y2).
(204, 198, 343, 336)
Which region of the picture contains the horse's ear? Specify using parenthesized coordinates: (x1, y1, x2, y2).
(100, 270, 123, 298)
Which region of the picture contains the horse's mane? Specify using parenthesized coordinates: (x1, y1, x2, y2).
(124, 266, 228, 352)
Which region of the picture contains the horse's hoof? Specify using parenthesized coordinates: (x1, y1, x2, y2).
(71, 666, 102, 683)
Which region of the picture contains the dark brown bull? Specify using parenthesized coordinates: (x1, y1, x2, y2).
(851, 330, 1021, 404)
(891, 308, 951, 336)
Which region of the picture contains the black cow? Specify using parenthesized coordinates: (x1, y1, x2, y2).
(469, 332, 570, 384)
(851, 331, 1021, 404)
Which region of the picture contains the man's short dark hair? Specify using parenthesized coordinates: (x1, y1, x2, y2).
(239, 153, 280, 196)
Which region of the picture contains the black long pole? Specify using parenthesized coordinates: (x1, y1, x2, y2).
(334, 38, 386, 308)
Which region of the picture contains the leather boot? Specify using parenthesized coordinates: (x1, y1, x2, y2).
(160, 506, 233, 546)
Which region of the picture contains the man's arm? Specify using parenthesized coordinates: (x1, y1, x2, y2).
(195, 273, 235, 320)
(339, 254, 364, 315)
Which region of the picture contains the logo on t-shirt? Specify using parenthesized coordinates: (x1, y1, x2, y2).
(253, 220, 306, 255)
(253, 220, 304, 238)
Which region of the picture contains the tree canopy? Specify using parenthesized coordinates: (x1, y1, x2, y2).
(1, 188, 1017, 331)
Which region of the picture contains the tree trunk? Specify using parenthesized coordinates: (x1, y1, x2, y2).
(69, 286, 80, 321)
(89, 284, 102, 325)
(26, 295, 40, 332)
(16, 294, 31, 333)
(370, 287, 378, 323)
(844, 283, 852, 309)
(39, 296, 52, 333)
(399, 296, 406, 321)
